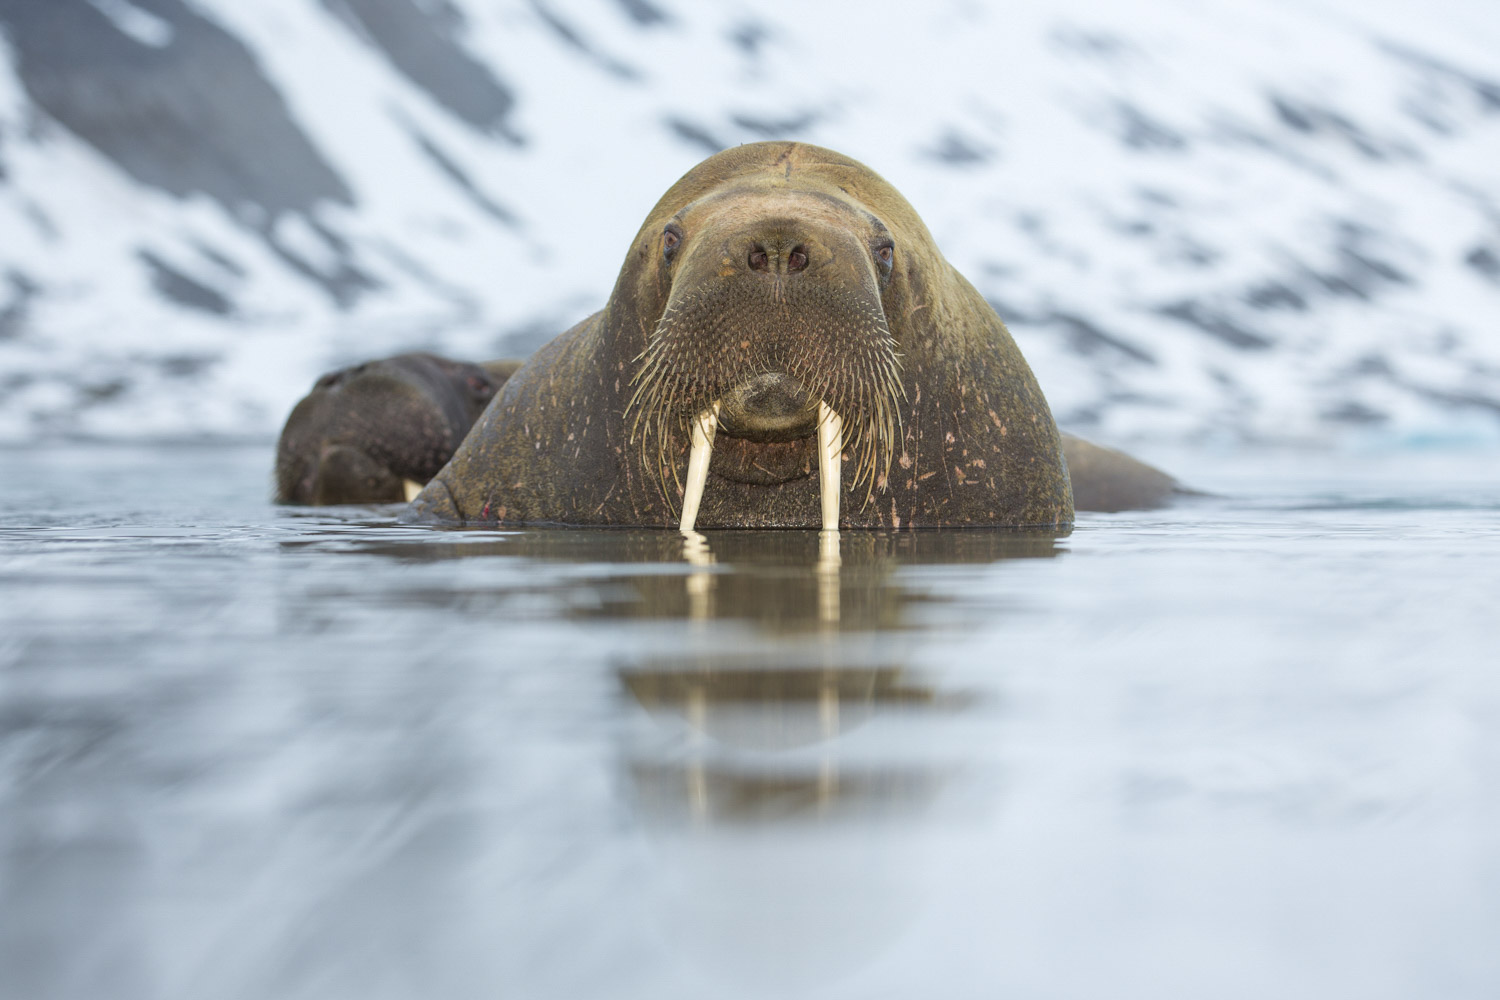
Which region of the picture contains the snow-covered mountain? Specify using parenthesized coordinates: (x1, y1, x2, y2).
(1, 0, 1498, 445)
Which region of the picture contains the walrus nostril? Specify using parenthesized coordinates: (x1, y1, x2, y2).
(748, 246, 770, 271)
(788, 246, 809, 272)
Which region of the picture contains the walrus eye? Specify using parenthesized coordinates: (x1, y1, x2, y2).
(876, 243, 894, 267)
(662, 225, 682, 261)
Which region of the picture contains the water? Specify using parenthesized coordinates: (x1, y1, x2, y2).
(1, 444, 1498, 1000)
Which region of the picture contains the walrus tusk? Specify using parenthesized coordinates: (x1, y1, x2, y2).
(817, 401, 843, 531)
(402, 479, 424, 503)
(679, 401, 720, 532)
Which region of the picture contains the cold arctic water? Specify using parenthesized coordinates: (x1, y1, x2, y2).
(1, 444, 1497, 1000)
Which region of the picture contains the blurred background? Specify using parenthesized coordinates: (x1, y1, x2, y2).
(4, 6, 1500, 999)
(1, 0, 1498, 448)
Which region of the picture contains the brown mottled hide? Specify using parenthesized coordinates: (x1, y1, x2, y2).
(275, 364, 1177, 513)
(408, 142, 1074, 528)
(1060, 434, 1180, 512)
(274, 353, 505, 505)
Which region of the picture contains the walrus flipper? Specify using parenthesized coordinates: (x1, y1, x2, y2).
(1060, 434, 1181, 512)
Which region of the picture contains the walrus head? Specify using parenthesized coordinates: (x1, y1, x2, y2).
(626, 186, 905, 529)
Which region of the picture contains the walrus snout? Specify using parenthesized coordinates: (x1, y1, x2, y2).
(629, 189, 907, 531)
(717, 373, 818, 441)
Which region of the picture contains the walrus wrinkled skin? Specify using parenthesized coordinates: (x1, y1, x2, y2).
(274, 143, 1184, 522)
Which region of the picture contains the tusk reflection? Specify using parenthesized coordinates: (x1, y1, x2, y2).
(817, 528, 841, 626)
(680, 529, 715, 622)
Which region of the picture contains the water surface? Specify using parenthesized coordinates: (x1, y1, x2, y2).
(2, 445, 1498, 999)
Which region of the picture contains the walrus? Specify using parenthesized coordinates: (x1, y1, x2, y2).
(273, 353, 520, 505)
(275, 142, 1183, 524)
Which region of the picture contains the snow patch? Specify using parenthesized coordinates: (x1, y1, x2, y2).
(0, 0, 1497, 447)
(86, 0, 174, 48)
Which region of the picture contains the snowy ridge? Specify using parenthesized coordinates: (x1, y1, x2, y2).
(1, 0, 1498, 445)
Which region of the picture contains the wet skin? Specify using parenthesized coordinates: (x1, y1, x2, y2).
(275, 353, 1181, 513)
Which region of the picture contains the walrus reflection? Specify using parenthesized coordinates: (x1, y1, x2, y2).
(679, 528, 844, 624)
(619, 655, 961, 988)
(624, 661, 944, 747)
(275, 527, 1065, 632)
(680, 529, 716, 621)
(628, 759, 949, 826)
(593, 529, 1063, 631)
(816, 529, 840, 624)
(621, 657, 960, 825)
